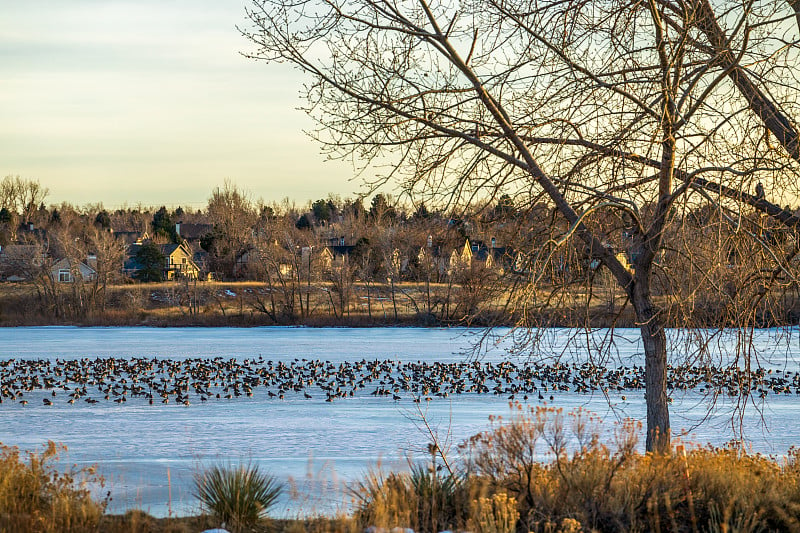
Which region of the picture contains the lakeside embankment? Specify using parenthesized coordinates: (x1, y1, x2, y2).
(4, 279, 799, 329)
(0, 279, 629, 328)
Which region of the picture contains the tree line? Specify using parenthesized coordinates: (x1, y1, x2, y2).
(1, 176, 798, 329)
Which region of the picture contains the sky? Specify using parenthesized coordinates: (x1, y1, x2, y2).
(1, 0, 363, 209)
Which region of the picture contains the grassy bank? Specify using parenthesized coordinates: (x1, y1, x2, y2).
(3, 407, 800, 533)
(0, 279, 672, 329)
(4, 276, 800, 329)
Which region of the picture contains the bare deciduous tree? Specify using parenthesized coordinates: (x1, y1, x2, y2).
(242, 0, 799, 450)
(89, 227, 127, 312)
(0, 176, 48, 238)
(206, 180, 258, 279)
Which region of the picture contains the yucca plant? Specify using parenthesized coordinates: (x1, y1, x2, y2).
(193, 462, 283, 532)
(409, 463, 467, 533)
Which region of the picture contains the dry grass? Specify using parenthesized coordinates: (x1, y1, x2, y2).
(5, 411, 800, 532)
(0, 280, 637, 327)
(351, 464, 482, 533)
(0, 441, 105, 533)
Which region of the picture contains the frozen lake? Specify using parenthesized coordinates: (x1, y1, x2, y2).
(1, 326, 799, 517)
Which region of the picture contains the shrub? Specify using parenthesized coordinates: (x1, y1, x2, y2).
(0, 441, 106, 533)
(459, 404, 800, 533)
(193, 462, 283, 532)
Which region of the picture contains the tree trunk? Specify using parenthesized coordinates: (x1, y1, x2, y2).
(632, 280, 671, 453)
(425, 271, 431, 315)
(365, 281, 372, 319)
(390, 277, 398, 322)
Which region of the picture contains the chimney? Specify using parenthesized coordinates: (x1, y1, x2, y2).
(491, 237, 496, 248)
(175, 222, 181, 237)
(86, 254, 97, 270)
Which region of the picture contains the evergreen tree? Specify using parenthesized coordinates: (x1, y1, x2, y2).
(94, 210, 111, 229)
(369, 194, 396, 223)
(134, 242, 166, 282)
(295, 213, 313, 230)
(152, 207, 178, 242)
(311, 199, 332, 224)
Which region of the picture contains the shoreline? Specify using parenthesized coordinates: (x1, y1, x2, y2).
(6, 279, 798, 329)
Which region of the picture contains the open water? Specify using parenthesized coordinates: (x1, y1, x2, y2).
(1, 326, 799, 517)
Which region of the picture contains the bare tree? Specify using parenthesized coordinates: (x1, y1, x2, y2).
(0, 176, 48, 238)
(45, 213, 96, 319)
(206, 180, 258, 279)
(326, 255, 357, 319)
(243, 0, 799, 451)
(88, 227, 126, 312)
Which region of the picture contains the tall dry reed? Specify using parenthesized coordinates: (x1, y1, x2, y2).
(0, 441, 105, 533)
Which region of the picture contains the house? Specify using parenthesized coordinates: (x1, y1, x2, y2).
(192, 250, 213, 280)
(327, 244, 356, 262)
(417, 246, 445, 278)
(616, 252, 634, 273)
(325, 236, 348, 247)
(450, 238, 511, 274)
(123, 240, 200, 281)
(17, 222, 47, 242)
(389, 248, 408, 275)
(232, 245, 258, 278)
(0, 244, 46, 282)
(317, 247, 334, 271)
(416, 235, 450, 280)
(471, 238, 512, 271)
(512, 251, 530, 275)
(512, 247, 580, 280)
(50, 258, 97, 283)
(161, 242, 200, 280)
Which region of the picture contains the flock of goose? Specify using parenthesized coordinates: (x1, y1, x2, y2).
(1, 356, 799, 407)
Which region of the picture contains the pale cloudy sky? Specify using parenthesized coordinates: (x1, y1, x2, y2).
(1, 0, 361, 208)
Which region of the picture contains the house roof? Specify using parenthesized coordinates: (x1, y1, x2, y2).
(0, 244, 45, 280)
(419, 244, 446, 259)
(193, 250, 210, 267)
(176, 223, 213, 240)
(111, 230, 148, 245)
(51, 257, 97, 276)
(0, 244, 41, 259)
(160, 243, 182, 256)
(328, 244, 356, 257)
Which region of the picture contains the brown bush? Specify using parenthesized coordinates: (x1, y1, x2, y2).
(0, 441, 106, 533)
(460, 405, 800, 532)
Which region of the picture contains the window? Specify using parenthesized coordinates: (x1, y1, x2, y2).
(58, 269, 71, 283)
